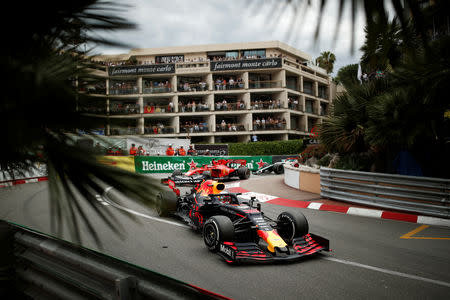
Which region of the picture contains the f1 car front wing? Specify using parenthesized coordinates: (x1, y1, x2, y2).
(217, 233, 330, 264)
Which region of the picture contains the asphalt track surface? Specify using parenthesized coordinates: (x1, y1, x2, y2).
(1, 175, 450, 299)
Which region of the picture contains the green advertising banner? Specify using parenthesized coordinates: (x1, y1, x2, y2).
(135, 156, 273, 173)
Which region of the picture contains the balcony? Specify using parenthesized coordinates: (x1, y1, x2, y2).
(213, 80, 245, 91)
(249, 80, 281, 89)
(144, 125, 175, 134)
(143, 80, 172, 94)
(110, 103, 140, 115)
(253, 122, 286, 131)
(110, 127, 140, 135)
(177, 82, 209, 92)
(250, 100, 282, 110)
(214, 101, 246, 111)
(179, 102, 209, 112)
(180, 123, 209, 133)
(143, 104, 174, 114)
(216, 123, 246, 132)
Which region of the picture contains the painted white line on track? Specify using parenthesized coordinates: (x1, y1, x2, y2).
(101, 196, 188, 229)
(347, 207, 383, 218)
(307, 202, 323, 210)
(324, 257, 450, 288)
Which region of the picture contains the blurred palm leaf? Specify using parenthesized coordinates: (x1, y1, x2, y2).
(0, 1, 165, 247)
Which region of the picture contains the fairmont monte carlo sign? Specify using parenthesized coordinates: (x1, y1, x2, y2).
(210, 58, 282, 71)
(108, 64, 175, 76)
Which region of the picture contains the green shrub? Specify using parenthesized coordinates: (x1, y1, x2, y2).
(333, 153, 374, 171)
(228, 139, 304, 156)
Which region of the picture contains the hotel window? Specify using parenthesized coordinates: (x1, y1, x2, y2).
(243, 49, 266, 58)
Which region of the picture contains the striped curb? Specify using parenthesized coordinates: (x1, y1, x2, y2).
(226, 186, 450, 228)
(0, 177, 48, 188)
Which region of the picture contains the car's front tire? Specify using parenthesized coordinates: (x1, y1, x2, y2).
(203, 216, 235, 252)
(276, 211, 309, 243)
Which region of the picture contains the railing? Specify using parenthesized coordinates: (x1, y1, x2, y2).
(250, 101, 282, 110)
(249, 80, 282, 89)
(180, 125, 209, 133)
(214, 102, 246, 111)
(288, 102, 303, 111)
(177, 83, 209, 92)
(109, 87, 139, 95)
(179, 104, 210, 112)
(143, 105, 174, 114)
(213, 81, 245, 91)
(110, 127, 140, 135)
(215, 124, 246, 132)
(320, 167, 450, 218)
(253, 122, 286, 131)
(142, 86, 172, 94)
(2, 221, 225, 299)
(110, 105, 140, 115)
(144, 126, 175, 134)
(79, 107, 107, 114)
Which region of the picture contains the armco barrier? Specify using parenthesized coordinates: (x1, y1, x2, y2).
(1, 221, 227, 299)
(320, 167, 450, 218)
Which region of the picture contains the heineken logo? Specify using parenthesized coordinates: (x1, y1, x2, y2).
(142, 161, 186, 171)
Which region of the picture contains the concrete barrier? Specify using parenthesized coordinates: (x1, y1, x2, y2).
(284, 164, 321, 194)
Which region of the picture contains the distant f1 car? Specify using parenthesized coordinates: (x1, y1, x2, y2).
(156, 178, 330, 264)
(168, 159, 251, 182)
(253, 158, 299, 175)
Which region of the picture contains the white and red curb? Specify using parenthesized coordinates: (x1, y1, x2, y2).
(226, 185, 450, 228)
(0, 177, 48, 188)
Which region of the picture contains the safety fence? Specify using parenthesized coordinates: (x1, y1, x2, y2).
(0, 221, 227, 299)
(320, 167, 450, 218)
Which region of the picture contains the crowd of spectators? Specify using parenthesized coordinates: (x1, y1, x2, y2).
(144, 101, 174, 114)
(253, 116, 286, 130)
(144, 123, 174, 134)
(288, 97, 300, 110)
(179, 101, 209, 112)
(250, 99, 282, 110)
(215, 99, 245, 111)
(178, 81, 208, 92)
(214, 77, 244, 90)
(181, 121, 208, 133)
(110, 102, 139, 114)
(109, 81, 138, 95)
(143, 80, 171, 93)
(216, 120, 245, 132)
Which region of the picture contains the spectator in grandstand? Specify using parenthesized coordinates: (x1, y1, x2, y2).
(178, 146, 186, 156)
(166, 144, 175, 156)
(115, 147, 123, 156)
(129, 143, 138, 156)
(187, 145, 197, 156)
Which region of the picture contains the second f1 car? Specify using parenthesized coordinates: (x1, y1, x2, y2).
(156, 178, 330, 264)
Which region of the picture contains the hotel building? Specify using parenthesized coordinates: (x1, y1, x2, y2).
(85, 41, 335, 143)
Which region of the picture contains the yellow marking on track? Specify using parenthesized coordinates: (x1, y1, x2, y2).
(400, 225, 450, 240)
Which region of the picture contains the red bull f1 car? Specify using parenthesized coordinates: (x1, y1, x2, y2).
(156, 178, 330, 264)
(170, 159, 251, 181)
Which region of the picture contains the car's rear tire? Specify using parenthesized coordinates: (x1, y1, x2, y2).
(172, 169, 183, 176)
(203, 216, 235, 252)
(274, 163, 284, 174)
(202, 171, 212, 180)
(155, 190, 178, 217)
(276, 211, 309, 243)
(237, 167, 250, 180)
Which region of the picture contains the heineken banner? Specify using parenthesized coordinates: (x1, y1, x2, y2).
(135, 156, 272, 173)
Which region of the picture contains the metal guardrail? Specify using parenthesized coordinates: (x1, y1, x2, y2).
(2, 222, 226, 299)
(320, 167, 450, 218)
